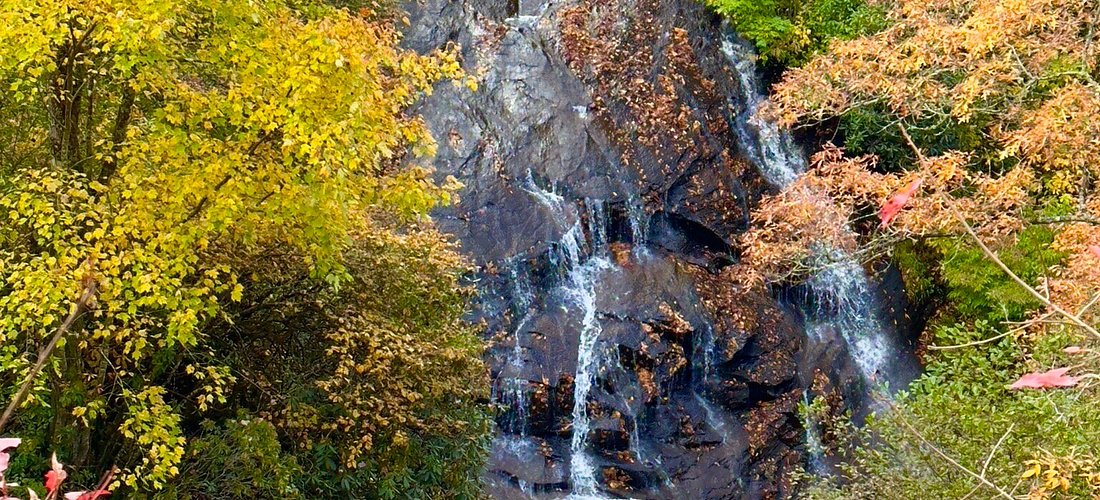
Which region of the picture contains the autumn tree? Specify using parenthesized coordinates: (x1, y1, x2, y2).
(742, 0, 1100, 496)
(758, 0, 1099, 332)
(208, 221, 489, 498)
(0, 0, 486, 495)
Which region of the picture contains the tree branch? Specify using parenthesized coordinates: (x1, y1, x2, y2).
(896, 122, 1100, 340)
(182, 130, 274, 224)
(951, 209, 1100, 339)
(97, 83, 136, 183)
(0, 279, 98, 433)
(928, 331, 1013, 351)
(1028, 215, 1100, 226)
(895, 411, 1015, 500)
(961, 423, 1016, 500)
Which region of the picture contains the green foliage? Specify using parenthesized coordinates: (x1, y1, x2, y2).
(839, 104, 992, 172)
(802, 328, 1100, 499)
(294, 420, 489, 500)
(703, 0, 886, 65)
(891, 240, 939, 307)
(300, 227, 490, 499)
(167, 417, 301, 499)
(931, 225, 1064, 323)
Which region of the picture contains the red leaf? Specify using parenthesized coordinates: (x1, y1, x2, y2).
(1010, 367, 1080, 390)
(1064, 346, 1087, 355)
(1089, 245, 1100, 259)
(879, 178, 923, 228)
(45, 453, 67, 494)
(45, 471, 62, 493)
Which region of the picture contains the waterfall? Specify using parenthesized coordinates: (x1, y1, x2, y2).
(801, 393, 826, 474)
(626, 195, 650, 257)
(804, 257, 892, 380)
(564, 246, 612, 496)
(721, 33, 897, 386)
(520, 173, 617, 498)
(722, 36, 802, 187)
(500, 261, 536, 437)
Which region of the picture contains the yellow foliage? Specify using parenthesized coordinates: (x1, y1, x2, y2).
(1022, 451, 1100, 499)
(0, 0, 466, 490)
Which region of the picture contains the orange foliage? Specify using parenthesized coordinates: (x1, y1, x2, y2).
(744, 0, 1100, 339)
(767, 0, 1097, 128)
(737, 173, 858, 284)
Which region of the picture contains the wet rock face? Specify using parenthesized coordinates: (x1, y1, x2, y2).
(402, 0, 821, 497)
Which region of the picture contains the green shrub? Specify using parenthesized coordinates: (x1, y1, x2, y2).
(930, 225, 1065, 324)
(802, 327, 1100, 499)
(167, 417, 301, 499)
(704, 0, 887, 65)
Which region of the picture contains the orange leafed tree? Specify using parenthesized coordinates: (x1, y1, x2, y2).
(739, 0, 1100, 332)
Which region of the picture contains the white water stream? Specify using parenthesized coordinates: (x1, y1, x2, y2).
(491, 34, 899, 497)
(521, 174, 616, 497)
(722, 35, 896, 383)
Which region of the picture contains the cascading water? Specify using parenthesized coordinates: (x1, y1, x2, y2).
(804, 257, 893, 381)
(626, 195, 650, 256)
(722, 35, 802, 187)
(419, 0, 917, 493)
(519, 173, 616, 498)
(800, 393, 826, 474)
(504, 261, 535, 429)
(565, 253, 612, 497)
(721, 33, 899, 386)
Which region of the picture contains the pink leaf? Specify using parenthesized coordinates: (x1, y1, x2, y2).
(879, 178, 923, 228)
(0, 438, 20, 452)
(64, 490, 109, 500)
(1010, 367, 1080, 390)
(45, 453, 67, 494)
(1090, 245, 1100, 259)
(0, 452, 9, 474)
(1063, 346, 1087, 355)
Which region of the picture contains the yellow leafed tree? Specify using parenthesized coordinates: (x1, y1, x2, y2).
(0, 0, 485, 494)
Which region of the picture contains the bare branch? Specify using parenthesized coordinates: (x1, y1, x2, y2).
(961, 424, 1016, 500)
(896, 122, 1100, 340)
(894, 411, 1016, 500)
(928, 331, 1013, 351)
(1029, 215, 1100, 226)
(951, 208, 1100, 339)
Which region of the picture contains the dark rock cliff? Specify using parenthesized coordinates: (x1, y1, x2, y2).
(401, 0, 873, 497)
